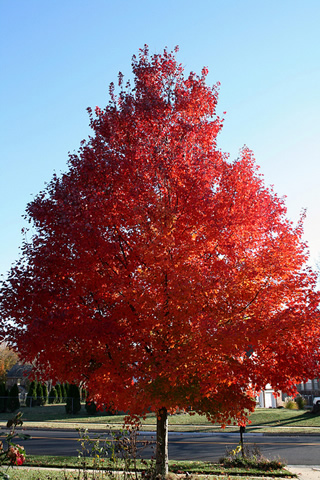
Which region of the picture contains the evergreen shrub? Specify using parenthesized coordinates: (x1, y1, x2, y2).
(36, 382, 44, 406)
(65, 384, 81, 414)
(49, 386, 58, 404)
(85, 399, 98, 415)
(26, 381, 37, 407)
(42, 383, 48, 405)
(8, 383, 20, 412)
(0, 382, 8, 412)
(55, 384, 62, 403)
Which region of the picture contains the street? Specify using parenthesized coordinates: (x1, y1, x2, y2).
(7, 430, 320, 465)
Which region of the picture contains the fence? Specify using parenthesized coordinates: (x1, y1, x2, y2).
(0, 395, 72, 408)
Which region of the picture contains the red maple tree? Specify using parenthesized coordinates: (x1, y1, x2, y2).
(1, 46, 320, 475)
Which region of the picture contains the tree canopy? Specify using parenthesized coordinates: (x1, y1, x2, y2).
(1, 45, 320, 474)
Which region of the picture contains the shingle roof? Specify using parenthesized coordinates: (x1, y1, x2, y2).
(6, 363, 32, 378)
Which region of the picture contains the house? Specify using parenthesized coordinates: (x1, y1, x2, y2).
(6, 363, 32, 392)
(257, 380, 320, 408)
(296, 379, 320, 405)
(256, 384, 283, 408)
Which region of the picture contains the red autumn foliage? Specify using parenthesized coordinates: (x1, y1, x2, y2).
(1, 46, 320, 430)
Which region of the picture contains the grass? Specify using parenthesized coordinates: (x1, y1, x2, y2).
(248, 408, 320, 428)
(2, 456, 295, 479)
(1, 404, 320, 433)
(20, 456, 290, 474)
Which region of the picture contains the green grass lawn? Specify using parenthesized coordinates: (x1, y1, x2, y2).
(245, 408, 320, 431)
(21, 456, 290, 474)
(2, 456, 295, 479)
(1, 404, 320, 433)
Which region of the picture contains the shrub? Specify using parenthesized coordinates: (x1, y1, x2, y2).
(61, 383, 67, 402)
(26, 381, 37, 407)
(55, 383, 62, 403)
(65, 384, 81, 414)
(76, 424, 149, 478)
(284, 398, 297, 410)
(85, 399, 98, 415)
(81, 388, 87, 401)
(49, 386, 58, 404)
(36, 382, 44, 406)
(0, 381, 8, 412)
(42, 383, 48, 404)
(64, 382, 70, 398)
(295, 395, 306, 410)
(8, 384, 20, 412)
(219, 444, 286, 471)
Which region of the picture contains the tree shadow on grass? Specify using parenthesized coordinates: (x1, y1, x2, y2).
(250, 410, 320, 428)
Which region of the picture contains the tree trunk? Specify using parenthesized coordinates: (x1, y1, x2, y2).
(155, 407, 168, 477)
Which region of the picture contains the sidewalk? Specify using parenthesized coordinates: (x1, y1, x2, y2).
(13, 465, 320, 479)
(287, 466, 320, 480)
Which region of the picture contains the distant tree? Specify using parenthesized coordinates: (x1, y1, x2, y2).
(26, 381, 37, 407)
(0, 343, 18, 382)
(8, 383, 20, 412)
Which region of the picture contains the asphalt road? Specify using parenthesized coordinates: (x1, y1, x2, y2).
(7, 430, 320, 465)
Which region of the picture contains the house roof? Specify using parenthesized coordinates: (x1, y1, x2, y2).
(6, 363, 32, 379)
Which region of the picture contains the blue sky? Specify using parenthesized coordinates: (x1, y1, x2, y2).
(1, 0, 320, 276)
